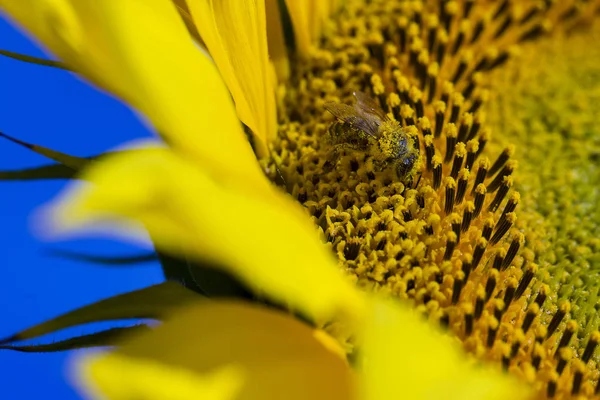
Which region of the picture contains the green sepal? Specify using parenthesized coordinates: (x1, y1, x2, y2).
(0, 325, 151, 353)
(45, 249, 158, 266)
(0, 164, 77, 180)
(156, 252, 253, 299)
(0, 131, 89, 170)
(0, 282, 199, 347)
(0, 49, 70, 70)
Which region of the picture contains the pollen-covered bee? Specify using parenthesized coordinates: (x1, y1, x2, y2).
(324, 91, 420, 182)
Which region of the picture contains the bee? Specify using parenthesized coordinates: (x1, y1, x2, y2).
(324, 91, 420, 182)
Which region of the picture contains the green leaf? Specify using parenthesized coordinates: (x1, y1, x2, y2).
(0, 325, 151, 353)
(0, 164, 77, 180)
(0, 131, 88, 170)
(0, 282, 200, 346)
(156, 252, 252, 299)
(0, 49, 70, 70)
(45, 249, 158, 266)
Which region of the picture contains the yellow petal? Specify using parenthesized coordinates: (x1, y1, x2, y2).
(283, 0, 341, 57)
(265, 0, 290, 81)
(49, 147, 364, 323)
(283, 0, 311, 56)
(359, 299, 530, 400)
(74, 301, 353, 400)
(79, 353, 244, 400)
(0, 0, 264, 185)
(186, 0, 277, 155)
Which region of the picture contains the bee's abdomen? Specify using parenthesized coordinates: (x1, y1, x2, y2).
(327, 122, 370, 149)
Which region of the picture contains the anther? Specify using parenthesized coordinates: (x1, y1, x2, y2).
(450, 143, 466, 179)
(444, 124, 458, 163)
(500, 192, 520, 219)
(546, 301, 570, 339)
(487, 160, 517, 192)
(418, 115, 432, 136)
(519, 21, 549, 43)
(487, 317, 499, 348)
(464, 309, 474, 335)
(442, 1, 458, 32)
(503, 278, 517, 306)
(490, 212, 515, 245)
(433, 101, 446, 137)
(482, 218, 494, 241)
(426, 64, 438, 102)
(494, 14, 513, 39)
(472, 158, 489, 195)
(515, 263, 537, 299)
(461, 201, 474, 232)
(455, 169, 469, 204)
(452, 54, 470, 84)
(534, 285, 548, 308)
(520, 5, 540, 25)
(475, 128, 490, 156)
(485, 269, 499, 302)
(400, 104, 416, 127)
(463, 0, 474, 19)
(451, 21, 468, 55)
(441, 81, 453, 105)
(409, 87, 425, 118)
(449, 93, 463, 124)
(532, 343, 543, 370)
(556, 348, 572, 376)
(467, 114, 482, 141)
(474, 288, 485, 320)
(450, 213, 461, 243)
(487, 176, 513, 212)
(491, 0, 509, 18)
(472, 237, 487, 271)
(444, 232, 457, 261)
(464, 140, 479, 171)
(582, 331, 600, 362)
(470, 19, 485, 44)
(461, 256, 473, 279)
(502, 232, 523, 270)
(522, 303, 540, 333)
(555, 320, 577, 356)
(432, 156, 443, 190)
(510, 329, 525, 359)
(452, 271, 465, 305)
(571, 361, 584, 395)
(426, 15, 439, 53)
(424, 135, 435, 171)
(547, 378, 557, 398)
(457, 113, 473, 143)
(469, 89, 488, 114)
(492, 249, 505, 270)
(486, 50, 510, 71)
(435, 29, 448, 65)
(488, 146, 514, 177)
(473, 184, 486, 218)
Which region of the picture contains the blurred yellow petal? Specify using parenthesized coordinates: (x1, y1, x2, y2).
(76, 301, 353, 400)
(265, 0, 290, 81)
(359, 299, 530, 400)
(80, 353, 244, 400)
(186, 0, 277, 156)
(0, 0, 264, 185)
(283, 0, 340, 57)
(49, 147, 364, 323)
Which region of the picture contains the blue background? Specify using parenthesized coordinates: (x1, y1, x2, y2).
(0, 17, 164, 399)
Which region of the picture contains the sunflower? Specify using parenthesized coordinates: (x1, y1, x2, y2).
(0, 0, 598, 399)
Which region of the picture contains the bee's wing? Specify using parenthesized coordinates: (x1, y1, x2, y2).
(352, 91, 389, 136)
(324, 102, 379, 137)
(353, 91, 389, 121)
